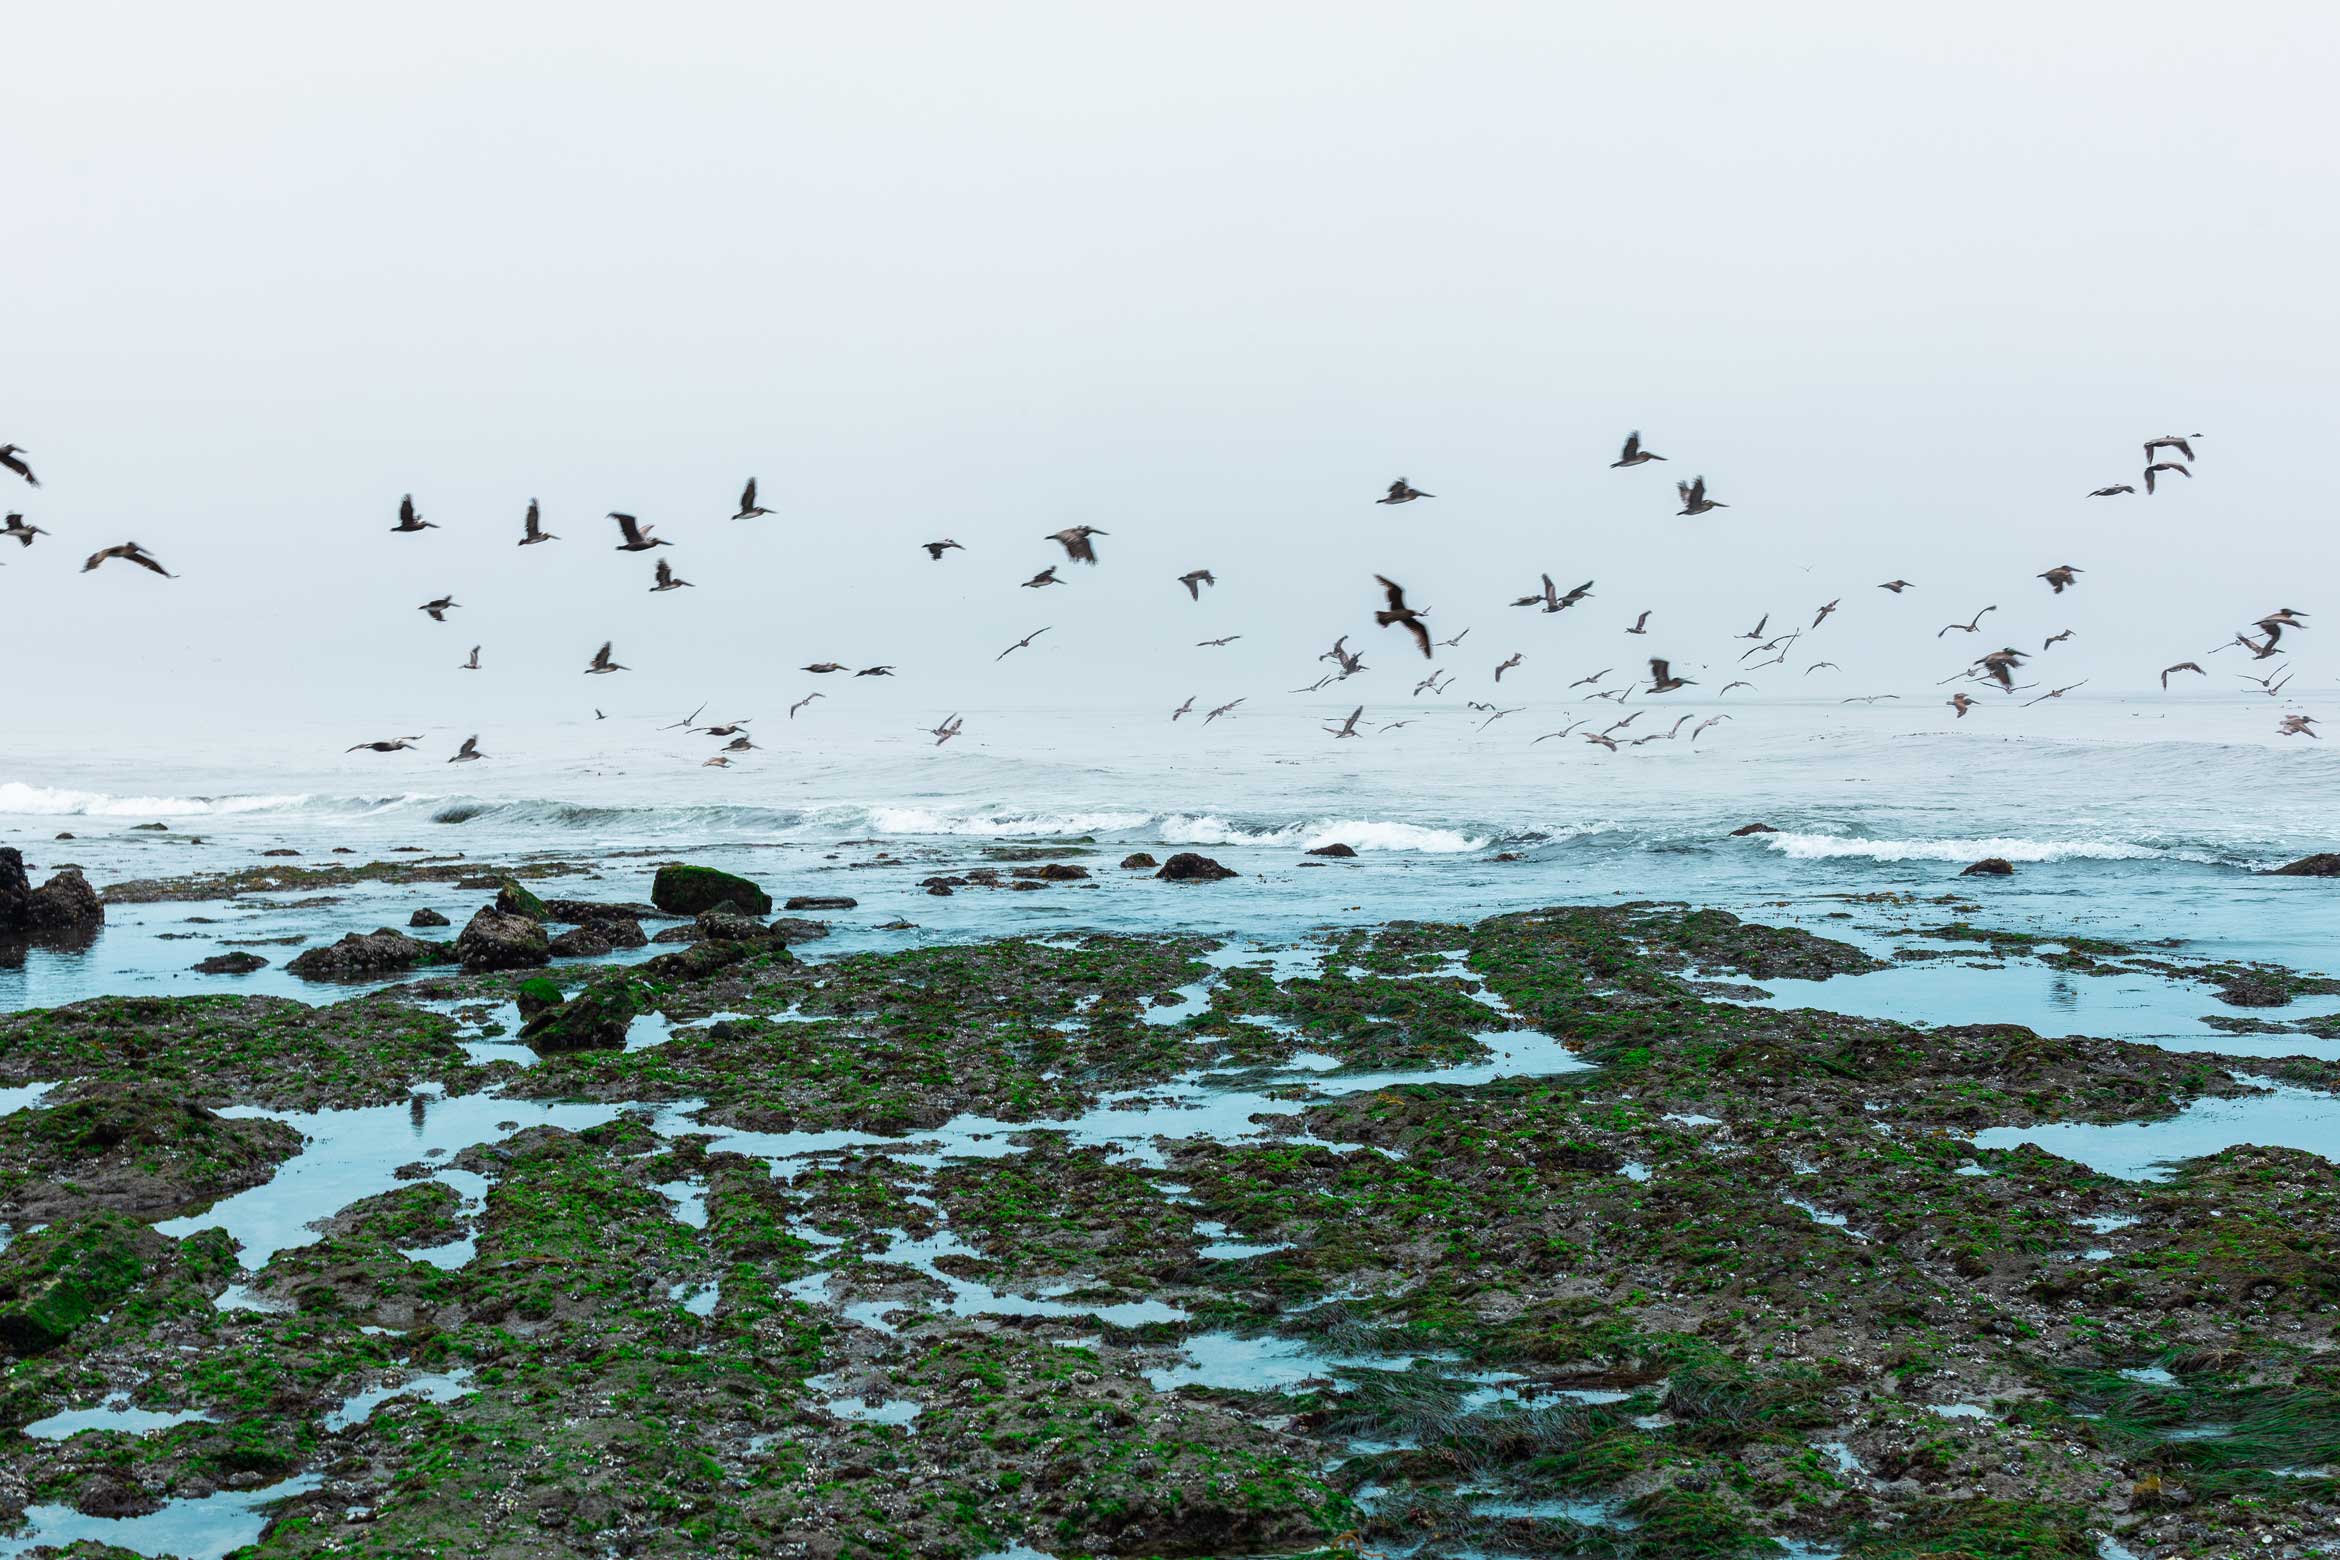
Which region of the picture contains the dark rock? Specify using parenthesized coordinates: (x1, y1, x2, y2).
(1010, 864, 1089, 882)
(2269, 853, 2340, 877)
(0, 848, 106, 941)
(455, 907, 551, 972)
(784, 895, 859, 910)
(331, 846, 354, 854)
(925, 882, 954, 896)
(1960, 858, 2016, 877)
(1119, 853, 1159, 870)
(594, 916, 646, 949)
(651, 923, 702, 943)
(494, 878, 551, 921)
(261, 848, 302, 858)
(1011, 880, 1045, 891)
(520, 976, 640, 1053)
(52, 832, 74, 840)
(541, 897, 662, 925)
(1730, 823, 1779, 836)
(1491, 851, 1522, 862)
(1155, 852, 1237, 882)
(408, 907, 450, 927)
(1305, 842, 1357, 858)
(548, 923, 616, 958)
(515, 976, 565, 1021)
(286, 928, 454, 981)
(192, 952, 268, 975)
(131, 822, 170, 831)
(766, 918, 832, 943)
(651, 864, 772, 916)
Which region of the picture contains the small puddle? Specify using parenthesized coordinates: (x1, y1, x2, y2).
(0, 1472, 322, 1560)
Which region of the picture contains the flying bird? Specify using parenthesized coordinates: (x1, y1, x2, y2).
(1204, 698, 1245, 724)
(1022, 567, 1062, 588)
(1610, 431, 1667, 468)
(1477, 705, 1525, 730)
(1690, 715, 1731, 740)
(733, 479, 774, 520)
(347, 737, 420, 753)
(518, 500, 557, 545)
(789, 693, 824, 718)
(1494, 652, 1523, 682)
(1171, 696, 1195, 721)
(0, 446, 37, 487)
(2, 513, 46, 547)
(1736, 615, 1770, 640)
(1975, 647, 2028, 691)
(460, 646, 480, 671)
(2038, 564, 2082, 594)
(1584, 732, 1619, 752)
(1324, 706, 1365, 739)
(1373, 575, 1433, 657)
(1805, 661, 1839, 675)
(1719, 680, 1754, 694)
(1647, 657, 1695, 693)
(923, 539, 964, 560)
(419, 595, 460, 622)
(584, 642, 628, 675)
(1569, 668, 1612, 689)
(1811, 600, 1840, 629)
(1437, 628, 1472, 647)
(855, 665, 896, 677)
(610, 512, 671, 551)
(802, 662, 847, 674)
(1625, 611, 1652, 635)
(1197, 635, 1242, 647)
(2087, 485, 2135, 498)
(2160, 662, 2204, 689)
(1376, 478, 1433, 505)
(2143, 435, 2197, 463)
(2143, 462, 2190, 495)
(2255, 609, 2310, 649)
(2024, 681, 2088, 707)
(1948, 693, 1977, 717)
(1178, 569, 1216, 600)
(391, 494, 434, 532)
(1046, 526, 1107, 563)
(1532, 721, 1588, 743)
(2278, 714, 2319, 738)
(1878, 580, 1914, 593)
(927, 714, 964, 746)
(1938, 606, 1998, 637)
(2042, 629, 2075, 649)
(651, 558, 694, 592)
(82, 542, 175, 577)
(1675, 476, 1727, 516)
(997, 628, 1051, 661)
(448, 735, 485, 764)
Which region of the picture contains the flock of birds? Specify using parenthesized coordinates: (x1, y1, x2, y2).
(1, 431, 2321, 763)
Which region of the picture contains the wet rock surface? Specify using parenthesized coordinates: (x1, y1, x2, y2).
(284, 927, 456, 982)
(454, 907, 550, 972)
(650, 863, 772, 916)
(0, 902, 2333, 1557)
(1156, 851, 1238, 881)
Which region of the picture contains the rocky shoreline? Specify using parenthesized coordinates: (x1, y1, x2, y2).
(0, 867, 2334, 1558)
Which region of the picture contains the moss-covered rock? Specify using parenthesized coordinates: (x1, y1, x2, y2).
(519, 975, 640, 1053)
(492, 877, 550, 921)
(651, 863, 772, 916)
(454, 907, 550, 973)
(0, 1215, 160, 1355)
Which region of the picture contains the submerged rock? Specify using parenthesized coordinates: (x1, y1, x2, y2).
(652, 864, 772, 916)
(1961, 858, 2016, 877)
(286, 927, 456, 981)
(2269, 853, 2340, 877)
(785, 894, 859, 910)
(408, 907, 451, 928)
(1119, 853, 1159, 870)
(1305, 842, 1357, 858)
(1011, 863, 1090, 882)
(191, 951, 268, 975)
(1155, 852, 1237, 882)
(1730, 822, 1780, 836)
(456, 907, 551, 972)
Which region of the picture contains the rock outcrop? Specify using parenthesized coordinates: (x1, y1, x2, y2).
(651, 864, 772, 916)
(286, 928, 456, 981)
(0, 847, 105, 943)
(455, 907, 551, 972)
(1155, 853, 1237, 882)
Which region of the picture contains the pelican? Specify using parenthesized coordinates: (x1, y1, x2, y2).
(1736, 615, 1770, 640)
(855, 665, 896, 677)
(1178, 569, 1216, 600)
(1584, 732, 1619, 752)
(1691, 715, 1731, 740)
(584, 641, 628, 675)
(1171, 696, 1195, 721)
(2087, 485, 2134, 497)
(1477, 705, 1524, 730)
(518, 499, 557, 545)
(651, 558, 694, 592)
(2278, 714, 2319, 738)
(419, 595, 460, 622)
(1948, 693, 1976, 717)
(609, 512, 671, 551)
(2255, 609, 2310, 649)
(927, 714, 964, 746)
(1625, 610, 1652, 635)
(1976, 648, 2028, 691)
(1376, 477, 1433, 504)
(0, 446, 37, 487)
(1437, 628, 1472, 647)
(2143, 462, 2190, 494)
(923, 539, 964, 560)
(391, 494, 434, 532)
(2160, 662, 2204, 689)
(1046, 525, 1106, 564)
(1494, 652, 1523, 682)
(1324, 706, 1364, 739)
(1648, 657, 1695, 693)
(1204, 698, 1245, 724)
(1811, 600, 1840, 629)
(347, 737, 421, 753)
(1373, 575, 1433, 657)
(2024, 680, 2088, 707)
(1610, 431, 1666, 468)
(1, 513, 45, 547)
(2143, 435, 2197, 463)
(703, 756, 732, 768)
(1878, 580, 1914, 593)
(1675, 476, 1727, 516)
(2038, 564, 2082, 594)
(448, 735, 485, 763)
(82, 542, 175, 577)
(1570, 668, 1612, 688)
(723, 735, 757, 751)
(997, 628, 1050, 661)
(802, 662, 847, 673)
(460, 646, 481, 671)
(1719, 680, 1754, 694)
(733, 478, 774, 520)
(1805, 662, 1839, 675)
(1022, 566, 1062, 588)
(1532, 720, 1588, 743)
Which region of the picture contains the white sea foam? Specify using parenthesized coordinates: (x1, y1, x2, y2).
(0, 783, 315, 819)
(1753, 832, 2168, 864)
(864, 807, 1154, 838)
(1157, 815, 1488, 853)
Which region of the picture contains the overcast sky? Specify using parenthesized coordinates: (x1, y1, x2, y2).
(8, 1, 2337, 745)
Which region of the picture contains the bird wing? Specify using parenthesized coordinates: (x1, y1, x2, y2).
(740, 478, 757, 511)
(614, 513, 645, 544)
(1375, 575, 1409, 612)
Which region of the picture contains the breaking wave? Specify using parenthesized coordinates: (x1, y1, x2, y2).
(0, 783, 318, 819)
(1750, 831, 2174, 864)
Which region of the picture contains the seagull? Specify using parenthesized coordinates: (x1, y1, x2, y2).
(0, 446, 38, 487)
(2038, 564, 2083, 594)
(1739, 633, 1798, 663)
(2024, 680, 2088, 707)
(2143, 462, 2191, 495)
(1736, 615, 1770, 640)
(1948, 693, 1977, 717)
(1324, 706, 1365, 739)
(1811, 600, 1840, 629)
(1322, 636, 1368, 678)
(2, 513, 46, 547)
(997, 628, 1051, 661)
(855, 665, 896, 678)
(1878, 579, 1914, 593)
(1197, 635, 1242, 648)
(1805, 661, 1839, 675)
(2143, 435, 2197, 463)
(460, 646, 481, 671)
(1376, 478, 1432, 504)
(789, 693, 824, 718)
(2229, 631, 2282, 661)
(2278, 714, 2319, 738)
(733, 478, 774, 520)
(1412, 671, 1444, 695)
(661, 702, 710, 731)
(1022, 566, 1062, 589)
(2042, 629, 2075, 649)
(802, 662, 848, 674)
(419, 595, 460, 622)
(448, 735, 485, 764)
(2240, 668, 2294, 697)
(1204, 698, 1245, 724)
(584, 642, 628, 675)
(1046, 525, 1107, 564)
(923, 539, 964, 560)
(1610, 431, 1667, 467)
(2087, 485, 2135, 498)
(391, 494, 435, 532)
(1532, 720, 1588, 743)
(82, 542, 176, 577)
(2160, 662, 2204, 689)
(1691, 715, 1732, 740)
(1171, 696, 1195, 721)
(1625, 611, 1652, 635)
(1840, 694, 1901, 705)
(1938, 606, 1997, 638)
(610, 512, 671, 551)
(347, 737, 421, 753)
(518, 499, 557, 545)
(1494, 652, 1523, 682)
(1675, 476, 1727, 516)
(1292, 674, 1337, 694)
(1647, 658, 1695, 693)
(651, 558, 693, 592)
(1719, 681, 1754, 694)
(1437, 628, 1472, 647)
(1178, 569, 1216, 600)
(1374, 575, 1433, 657)
(1477, 705, 1525, 730)
(927, 714, 964, 746)
(1570, 668, 1612, 689)
(1379, 720, 1414, 732)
